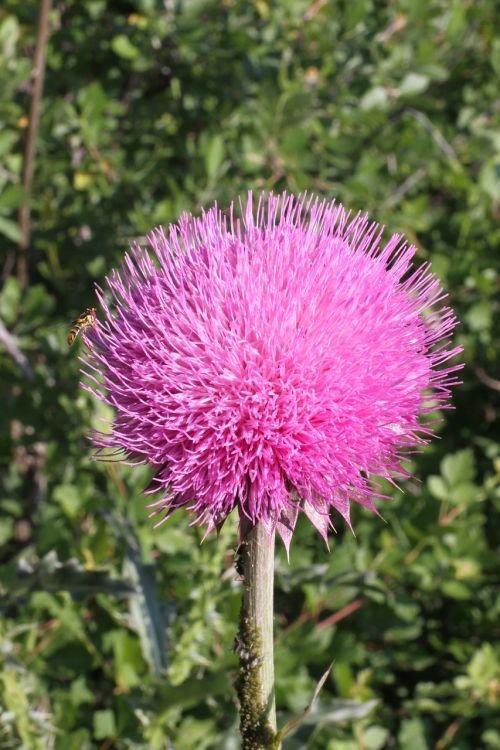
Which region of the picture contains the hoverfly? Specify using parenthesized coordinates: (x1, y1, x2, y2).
(67, 307, 97, 346)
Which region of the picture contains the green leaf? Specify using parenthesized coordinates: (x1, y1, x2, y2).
(399, 73, 430, 96)
(78, 81, 107, 119)
(93, 709, 116, 740)
(466, 302, 493, 332)
(470, 644, 499, 679)
(54, 729, 91, 750)
(3, 551, 135, 600)
(479, 161, 500, 202)
(427, 475, 448, 501)
(111, 34, 140, 60)
(0, 16, 19, 59)
(441, 580, 471, 600)
(0, 129, 17, 156)
(126, 561, 170, 676)
(0, 515, 14, 545)
(0, 215, 22, 242)
(0, 184, 23, 211)
(303, 698, 378, 725)
(111, 517, 170, 675)
(490, 39, 500, 77)
(398, 718, 429, 750)
(0, 275, 21, 323)
(363, 726, 390, 750)
(0, 667, 46, 750)
(204, 134, 225, 181)
(108, 630, 144, 689)
(449, 482, 479, 504)
(344, 0, 367, 30)
(23, 284, 55, 321)
(360, 87, 389, 111)
(53, 484, 85, 519)
(441, 449, 475, 487)
(69, 676, 94, 706)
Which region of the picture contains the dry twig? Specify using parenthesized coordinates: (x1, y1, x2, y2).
(17, 0, 53, 289)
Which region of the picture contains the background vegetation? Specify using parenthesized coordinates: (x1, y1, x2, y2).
(0, 1, 499, 748)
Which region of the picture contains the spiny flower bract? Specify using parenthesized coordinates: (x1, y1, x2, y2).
(82, 192, 462, 552)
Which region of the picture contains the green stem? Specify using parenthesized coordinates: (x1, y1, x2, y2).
(236, 523, 280, 750)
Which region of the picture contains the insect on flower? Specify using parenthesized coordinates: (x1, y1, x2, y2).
(68, 307, 98, 346)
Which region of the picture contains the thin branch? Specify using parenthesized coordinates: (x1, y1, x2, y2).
(385, 167, 427, 209)
(0, 318, 35, 381)
(317, 598, 365, 629)
(475, 367, 500, 392)
(407, 108, 459, 162)
(17, 0, 53, 289)
(304, 0, 327, 21)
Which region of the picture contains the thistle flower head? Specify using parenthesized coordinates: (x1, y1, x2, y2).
(82, 192, 462, 552)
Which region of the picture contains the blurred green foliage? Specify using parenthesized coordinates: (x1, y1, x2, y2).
(1, 0, 499, 748)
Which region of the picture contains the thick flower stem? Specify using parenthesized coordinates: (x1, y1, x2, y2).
(236, 523, 280, 750)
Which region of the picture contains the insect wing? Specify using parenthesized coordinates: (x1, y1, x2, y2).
(67, 308, 97, 346)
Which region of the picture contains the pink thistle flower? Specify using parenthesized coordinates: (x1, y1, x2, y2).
(82, 192, 462, 553)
